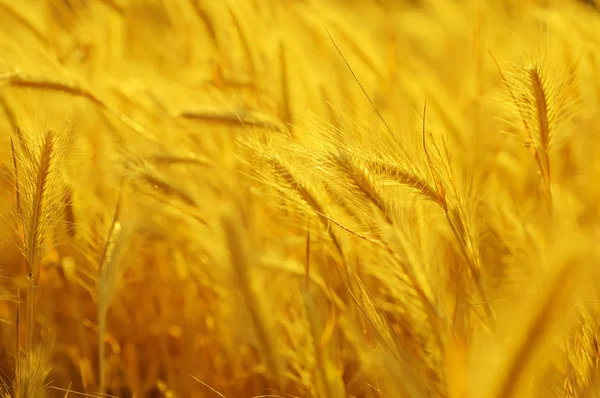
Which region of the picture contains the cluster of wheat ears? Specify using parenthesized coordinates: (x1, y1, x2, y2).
(0, 0, 600, 397)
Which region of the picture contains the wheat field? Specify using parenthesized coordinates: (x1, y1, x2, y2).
(0, 0, 599, 397)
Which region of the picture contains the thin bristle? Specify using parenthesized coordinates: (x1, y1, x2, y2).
(63, 186, 76, 237)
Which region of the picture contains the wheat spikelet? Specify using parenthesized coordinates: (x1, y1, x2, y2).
(364, 158, 445, 207)
(332, 150, 393, 224)
(528, 64, 553, 207)
(267, 155, 345, 260)
(493, 46, 577, 212)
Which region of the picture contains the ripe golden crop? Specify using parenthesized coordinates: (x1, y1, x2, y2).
(0, 0, 599, 397)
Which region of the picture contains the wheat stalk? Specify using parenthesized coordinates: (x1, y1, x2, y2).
(97, 180, 126, 394)
(222, 212, 283, 388)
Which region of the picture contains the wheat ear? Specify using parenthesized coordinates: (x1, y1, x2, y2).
(269, 156, 345, 260)
(333, 151, 393, 224)
(364, 158, 445, 207)
(528, 65, 553, 209)
(24, 130, 56, 355)
(330, 150, 442, 336)
(490, 53, 554, 210)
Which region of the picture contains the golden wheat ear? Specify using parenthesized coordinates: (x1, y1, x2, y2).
(332, 150, 393, 224)
(10, 126, 70, 393)
(15, 343, 52, 398)
(277, 160, 343, 252)
(18, 130, 59, 357)
(492, 47, 577, 212)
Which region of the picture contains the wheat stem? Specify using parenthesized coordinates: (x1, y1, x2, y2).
(222, 215, 282, 387)
(98, 180, 125, 394)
